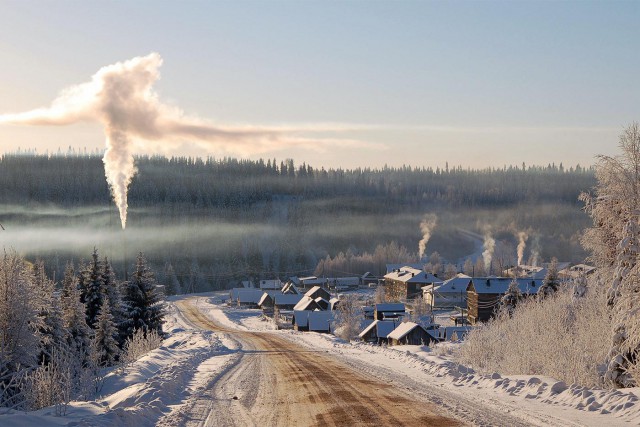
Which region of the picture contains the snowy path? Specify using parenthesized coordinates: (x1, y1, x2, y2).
(167, 299, 462, 426)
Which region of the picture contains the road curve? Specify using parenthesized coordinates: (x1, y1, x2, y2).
(175, 299, 462, 427)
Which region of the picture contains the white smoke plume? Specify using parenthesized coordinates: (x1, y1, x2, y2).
(418, 214, 438, 260)
(0, 53, 373, 228)
(482, 227, 495, 273)
(516, 231, 528, 266)
(529, 235, 541, 267)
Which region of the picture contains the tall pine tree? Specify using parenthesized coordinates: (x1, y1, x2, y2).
(121, 253, 165, 338)
(79, 249, 105, 329)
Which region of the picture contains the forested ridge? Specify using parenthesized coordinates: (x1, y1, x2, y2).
(0, 153, 595, 289)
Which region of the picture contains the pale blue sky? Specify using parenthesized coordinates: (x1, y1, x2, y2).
(1, 0, 638, 168)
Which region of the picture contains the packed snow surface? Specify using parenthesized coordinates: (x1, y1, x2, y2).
(1, 291, 638, 426)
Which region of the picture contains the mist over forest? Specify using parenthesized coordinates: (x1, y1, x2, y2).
(0, 153, 595, 290)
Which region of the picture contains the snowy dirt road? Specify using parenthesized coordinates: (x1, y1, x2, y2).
(172, 300, 461, 427)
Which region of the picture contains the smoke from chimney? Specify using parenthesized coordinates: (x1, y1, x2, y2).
(0, 53, 372, 229)
(418, 213, 438, 260)
(482, 227, 495, 273)
(516, 231, 528, 266)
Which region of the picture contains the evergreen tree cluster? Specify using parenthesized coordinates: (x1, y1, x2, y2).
(0, 249, 165, 409)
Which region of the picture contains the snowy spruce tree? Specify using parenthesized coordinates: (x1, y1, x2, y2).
(121, 253, 165, 338)
(93, 299, 120, 367)
(501, 279, 521, 316)
(538, 257, 560, 300)
(79, 249, 106, 329)
(32, 260, 67, 364)
(60, 263, 92, 359)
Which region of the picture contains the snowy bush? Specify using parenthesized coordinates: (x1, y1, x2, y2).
(457, 282, 610, 387)
(119, 329, 163, 370)
(333, 294, 362, 341)
(23, 346, 73, 415)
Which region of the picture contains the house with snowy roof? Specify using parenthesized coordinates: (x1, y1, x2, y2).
(374, 303, 406, 321)
(466, 277, 542, 324)
(423, 273, 470, 308)
(386, 263, 424, 274)
(359, 319, 402, 345)
(305, 285, 332, 301)
(236, 289, 265, 308)
(387, 322, 439, 346)
(298, 276, 328, 290)
(384, 266, 439, 300)
(292, 310, 334, 333)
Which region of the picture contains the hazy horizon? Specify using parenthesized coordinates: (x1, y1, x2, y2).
(1, 1, 638, 170)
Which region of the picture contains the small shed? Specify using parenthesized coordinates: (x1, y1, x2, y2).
(387, 322, 438, 346)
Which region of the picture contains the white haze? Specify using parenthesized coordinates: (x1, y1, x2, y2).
(0, 53, 372, 229)
(418, 213, 438, 260)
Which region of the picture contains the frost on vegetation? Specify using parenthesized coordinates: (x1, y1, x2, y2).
(333, 294, 362, 341)
(457, 282, 610, 387)
(118, 329, 163, 372)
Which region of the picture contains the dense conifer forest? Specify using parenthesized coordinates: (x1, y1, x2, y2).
(0, 153, 595, 290)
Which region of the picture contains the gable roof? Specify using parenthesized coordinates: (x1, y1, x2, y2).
(387, 321, 427, 340)
(293, 296, 319, 311)
(384, 267, 439, 284)
(431, 274, 472, 293)
(386, 263, 424, 273)
(274, 294, 304, 306)
(293, 310, 334, 330)
(237, 289, 264, 303)
(468, 277, 542, 294)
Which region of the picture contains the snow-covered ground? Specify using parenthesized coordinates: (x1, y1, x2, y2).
(2, 292, 639, 426)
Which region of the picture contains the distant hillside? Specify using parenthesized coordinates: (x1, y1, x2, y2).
(0, 154, 595, 289)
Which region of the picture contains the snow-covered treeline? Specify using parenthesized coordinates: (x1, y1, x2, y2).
(0, 249, 165, 413)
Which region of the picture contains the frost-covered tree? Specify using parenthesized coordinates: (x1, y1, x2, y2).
(581, 123, 640, 388)
(79, 249, 105, 329)
(333, 294, 362, 341)
(121, 253, 165, 338)
(463, 258, 474, 276)
(93, 299, 119, 366)
(60, 263, 92, 359)
(501, 279, 521, 316)
(0, 252, 42, 407)
(374, 284, 386, 304)
(411, 295, 431, 325)
(101, 258, 126, 346)
(32, 260, 66, 363)
(538, 257, 560, 300)
(444, 263, 457, 280)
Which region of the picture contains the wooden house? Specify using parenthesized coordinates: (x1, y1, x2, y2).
(292, 310, 334, 333)
(274, 294, 304, 310)
(293, 296, 321, 311)
(466, 277, 542, 324)
(387, 322, 439, 346)
(359, 319, 401, 345)
(423, 274, 470, 309)
(236, 289, 264, 308)
(305, 285, 332, 301)
(384, 267, 439, 300)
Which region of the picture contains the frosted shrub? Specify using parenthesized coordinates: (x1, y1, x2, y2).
(457, 282, 610, 387)
(23, 346, 73, 415)
(119, 329, 163, 370)
(333, 294, 362, 341)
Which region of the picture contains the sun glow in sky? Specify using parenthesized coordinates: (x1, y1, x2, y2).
(1, 0, 638, 169)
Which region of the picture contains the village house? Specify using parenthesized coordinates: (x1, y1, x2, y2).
(274, 293, 304, 310)
(466, 277, 542, 324)
(292, 310, 334, 333)
(258, 279, 283, 290)
(387, 322, 439, 346)
(359, 319, 401, 345)
(305, 285, 332, 301)
(385, 263, 424, 274)
(327, 276, 360, 291)
(384, 266, 439, 300)
(236, 288, 264, 308)
(558, 263, 596, 280)
(423, 273, 470, 309)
